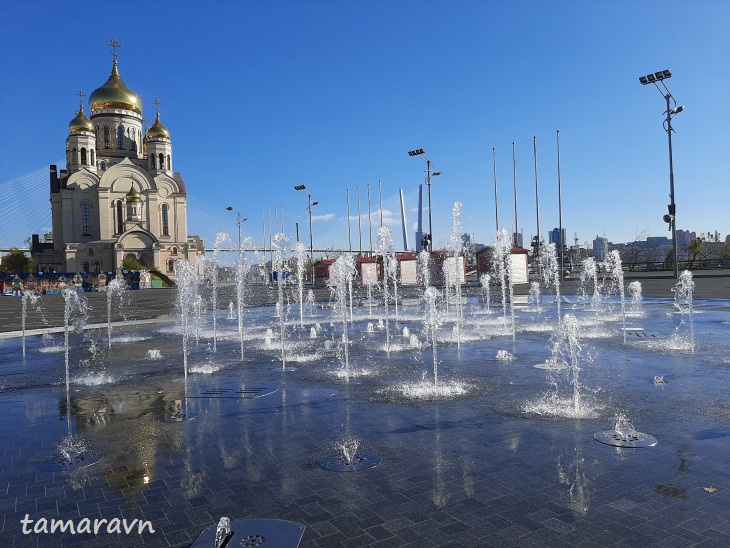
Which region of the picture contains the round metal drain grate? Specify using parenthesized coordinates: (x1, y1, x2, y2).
(319, 451, 382, 472)
(240, 534, 267, 547)
(190, 518, 304, 547)
(37, 450, 103, 472)
(594, 430, 658, 448)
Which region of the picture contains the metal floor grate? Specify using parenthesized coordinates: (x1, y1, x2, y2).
(37, 451, 103, 472)
(319, 451, 382, 472)
(191, 518, 304, 547)
(191, 385, 280, 399)
(594, 430, 658, 448)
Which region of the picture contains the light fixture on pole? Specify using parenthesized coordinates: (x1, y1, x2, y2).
(639, 69, 684, 279)
(294, 185, 318, 284)
(225, 206, 247, 253)
(408, 149, 441, 252)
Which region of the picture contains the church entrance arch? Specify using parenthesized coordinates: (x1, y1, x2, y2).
(118, 230, 157, 270)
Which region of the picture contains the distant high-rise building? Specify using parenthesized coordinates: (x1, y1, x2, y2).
(513, 231, 523, 248)
(593, 235, 608, 260)
(676, 230, 697, 247)
(549, 228, 566, 247)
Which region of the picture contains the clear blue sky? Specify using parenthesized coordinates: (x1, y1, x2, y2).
(1, 0, 728, 251)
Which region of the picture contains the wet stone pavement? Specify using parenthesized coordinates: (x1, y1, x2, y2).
(1, 281, 730, 547)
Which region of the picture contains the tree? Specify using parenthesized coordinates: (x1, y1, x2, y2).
(620, 229, 649, 272)
(686, 233, 721, 269)
(0, 248, 33, 273)
(121, 257, 145, 271)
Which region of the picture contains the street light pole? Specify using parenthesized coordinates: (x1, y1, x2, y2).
(225, 206, 247, 254)
(639, 69, 684, 279)
(294, 185, 318, 284)
(408, 149, 441, 252)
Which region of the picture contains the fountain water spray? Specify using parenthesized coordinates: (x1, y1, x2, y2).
(295, 242, 306, 328)
(540, 242, 561, 322)
(628, 281, 643, 315)
(209, 232, 233, 353)
(106, 274, 126, 349)
(362, 264, 377, 317)
(377, 227, 395, 355)
(444, 202, 464, 348)
(580, 257, 602, 311)
(330, 254, 355, 379)
(529, 282, 542, 313)
(479, 273, 491, 313)
(21, 290, 43, 358)
(174, 259, 199, 418)
(234, 237, 254, 360)
(273, 233, 291, 369)
(492, 229, 515, 340)
(423, 286, 442, 387)
(37, 286, 103, 471)
(603, 250, 626, 343)
(525, 313, 597, 418)
(418, 249, 431, 289)
(672, 270, 695, 351)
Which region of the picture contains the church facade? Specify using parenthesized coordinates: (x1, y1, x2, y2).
(32, 44, 202, 277)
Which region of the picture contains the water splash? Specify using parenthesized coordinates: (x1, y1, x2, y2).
(330, 254, 356, 380)
(524, 314, 599, 418)
(492, 229, 515, 340)
(105, 275, 127, 349)
(540, 242, 561, 321)
(672, 270, 695, 351)
(628, 281, 643, 315)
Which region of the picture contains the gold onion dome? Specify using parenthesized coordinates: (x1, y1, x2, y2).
(68, 105, 94, 133)
(89, 61, 142, 114)
(126, 185, 142, 202)
(146, 112, 170, 139)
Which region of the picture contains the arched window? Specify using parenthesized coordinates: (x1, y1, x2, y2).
(82, 261, 90, 273)
(161, 204, 169, 236)
(171, 246, 178, 256)
(115, 200, 124, 234)
(149, 154, 154, 169)
(93, 261, 101, 272)
(81, 201, 91, 235)
(158, 153, 164, 169)
(129, 128, 137, 152)
(80, 148, 87, 165)
(100, 160, 107, 171)
(90, 149, 95, 166)
(117, 125, 124, 149)
(167, 154, 171, 170)
(167, 259, 174, 272)
(88, 248, 94, 256)
(103, 125, 111, 149)
(72, 147, 78, 165)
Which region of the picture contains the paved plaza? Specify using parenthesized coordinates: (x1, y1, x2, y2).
(0, 272, 729, 547)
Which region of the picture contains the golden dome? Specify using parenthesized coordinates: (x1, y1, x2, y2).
(126, 185, 142, 202)
(68, 105, 94, 133)
(89, 61, 142, 115)
(146, 112, 170, 139)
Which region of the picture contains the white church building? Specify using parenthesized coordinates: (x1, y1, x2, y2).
(32, 42, 203, 277)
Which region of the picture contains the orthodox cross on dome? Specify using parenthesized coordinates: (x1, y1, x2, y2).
(76, 90, 85, 109)
(142, 116, 150, 131)
(152, 98, 162, 115)
(106, 38, 122, 61)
